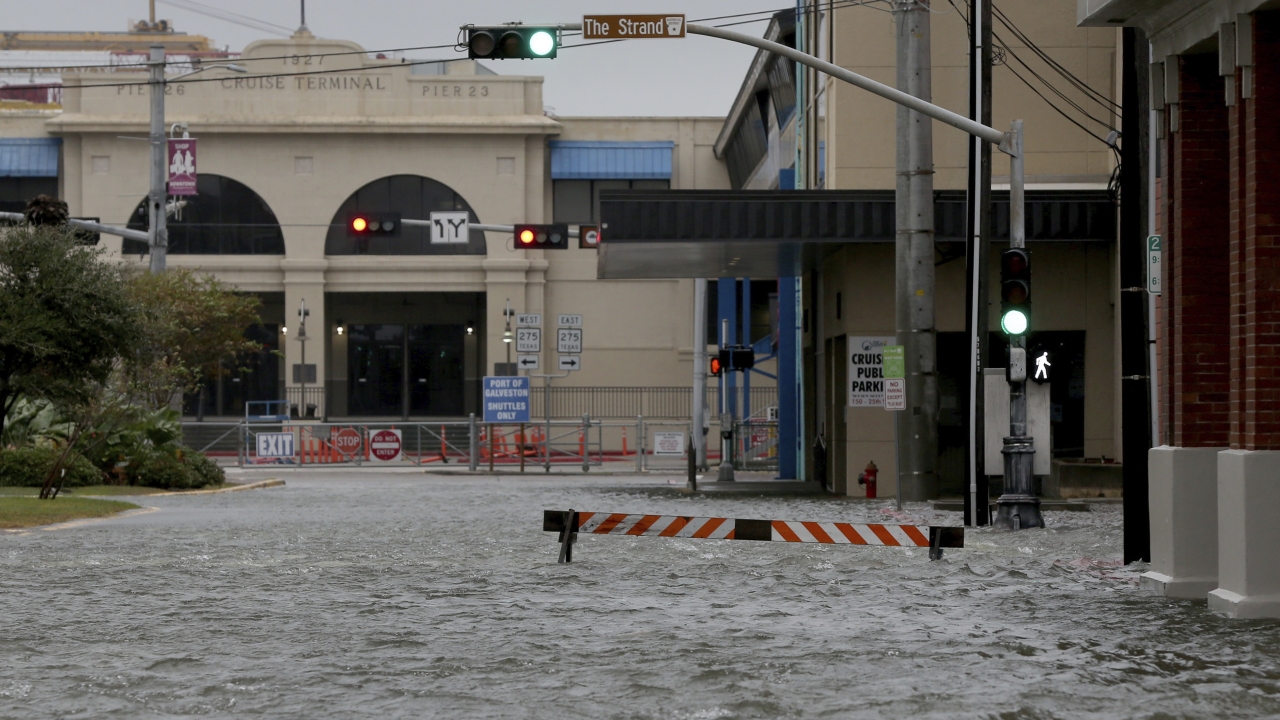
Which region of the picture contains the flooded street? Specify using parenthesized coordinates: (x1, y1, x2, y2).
(2, 472, 1279, 718)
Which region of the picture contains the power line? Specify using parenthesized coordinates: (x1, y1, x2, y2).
(156, 0, 294, 37)
(990, 4, 1120, 113)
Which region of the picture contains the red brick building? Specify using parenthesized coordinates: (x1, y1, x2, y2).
(1079, 0, 1280, 618)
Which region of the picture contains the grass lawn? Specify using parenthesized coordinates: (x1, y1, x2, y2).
(0, 485, 171, 497)
(0, 496, 140, 529)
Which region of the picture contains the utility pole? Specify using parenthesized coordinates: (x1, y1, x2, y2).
(964, 0, 993, 526)
(693, 277, 708, 469)
(894, 0, 938, 501)
(147, 44, 168, 274)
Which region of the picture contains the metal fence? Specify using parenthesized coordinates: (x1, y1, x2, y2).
(528, 386, 778, 419)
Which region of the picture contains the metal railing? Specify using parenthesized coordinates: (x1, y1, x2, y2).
(734, 419, 779, 471)
(283, 387, 325, 419)
(528, 386, 778, 418)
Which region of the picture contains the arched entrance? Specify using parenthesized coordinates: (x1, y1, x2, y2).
(124, 174, 285, 255)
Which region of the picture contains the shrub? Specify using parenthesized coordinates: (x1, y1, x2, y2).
(0, 447, 102, 487)
(185, 450, 225, 488)
(125, 446, 222, 490)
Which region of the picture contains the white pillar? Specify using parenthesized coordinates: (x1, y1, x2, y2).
(1208, 450, 1280, 619)
(1140, 446, 1221, 598)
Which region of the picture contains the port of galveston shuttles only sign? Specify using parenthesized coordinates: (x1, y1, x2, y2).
(483, 376, 530, 423)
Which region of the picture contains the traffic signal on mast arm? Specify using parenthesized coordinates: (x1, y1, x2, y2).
(999, 248, 1031, 335)
(514, 223, 569, 249)
(467, 26, 559, 60)
(347, 212, 401, 237)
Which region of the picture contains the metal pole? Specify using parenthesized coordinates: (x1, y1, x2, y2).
(582, 413, 589, 473)
(963, 0, 993, 528)
(544, 379, 551, 473)
(469, 413, 478, 471)
(693, 277, 708, 469)
(894, 0, 938, 503)
(993, 120, 1043, 530)
(635, 415, 644, 472)
(717, 318, 735, 481)
(147, 44, 168, 274)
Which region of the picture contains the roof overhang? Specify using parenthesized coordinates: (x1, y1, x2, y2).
(596, 189, 1116, 279)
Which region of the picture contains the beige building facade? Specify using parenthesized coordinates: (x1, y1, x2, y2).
(3, 31, 731, 420)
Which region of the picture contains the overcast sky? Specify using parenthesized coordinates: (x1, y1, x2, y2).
(9, 1, 793, 116)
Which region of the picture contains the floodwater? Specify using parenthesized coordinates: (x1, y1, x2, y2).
(2, 472, 1279, 719)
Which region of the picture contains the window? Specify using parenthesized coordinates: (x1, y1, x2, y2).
(553, 178, 670, 224)
(124, 174, 284, 255)
(325, 174, 485, 256)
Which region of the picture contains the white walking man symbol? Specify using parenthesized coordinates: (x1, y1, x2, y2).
(1034, 351, 1051, 380)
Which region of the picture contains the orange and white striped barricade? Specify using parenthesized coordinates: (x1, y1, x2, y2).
(543, 510, 963, 563)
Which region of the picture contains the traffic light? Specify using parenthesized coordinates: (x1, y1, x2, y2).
(999, 248, 1031, 335)
(467, 26, 559, 60)
(709, 356, 722, 377)
(717, 346, 755, 371)
(514, 223, 569, 249)
(347, 212, 401, 237)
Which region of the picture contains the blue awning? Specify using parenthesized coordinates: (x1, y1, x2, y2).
(0, 138, 60, 177)
(549, 141, 673, 180)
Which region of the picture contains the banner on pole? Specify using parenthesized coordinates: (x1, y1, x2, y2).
(167, 138, 198, 195)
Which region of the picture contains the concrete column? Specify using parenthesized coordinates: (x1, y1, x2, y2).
(281, 258, 328, 419)
(1141, 446, 1222, 598)
(1209, 450, 1280, 618)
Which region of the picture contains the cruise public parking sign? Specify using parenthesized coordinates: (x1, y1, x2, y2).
(483, 376, 530, 423)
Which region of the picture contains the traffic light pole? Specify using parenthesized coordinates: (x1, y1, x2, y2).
(482, 20, 1038, 527)
(991, 121, 1042, 531)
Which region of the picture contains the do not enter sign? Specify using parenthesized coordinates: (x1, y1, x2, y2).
(369, 429, 402, 462)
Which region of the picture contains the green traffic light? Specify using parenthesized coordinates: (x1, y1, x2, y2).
(529, 31, 555, 56)
(1001, 309, 1028, 335)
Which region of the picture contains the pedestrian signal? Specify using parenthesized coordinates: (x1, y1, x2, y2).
(1000, 248, 1031, 335)
(514, 223, 569, 249)
(709, 356, 722, 377)
(467, 26, 559, 60)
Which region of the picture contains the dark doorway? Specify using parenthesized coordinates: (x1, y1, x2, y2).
(409, 325, 465, 415)
(348, 324, 405, 416)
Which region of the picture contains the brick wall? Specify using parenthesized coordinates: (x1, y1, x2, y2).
(1168, 54, 1231, 447)
(1241, 11, 1280, 449)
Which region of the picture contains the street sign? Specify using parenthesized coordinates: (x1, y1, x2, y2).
(483, 376, 530, 423)
(256, 432, 294, 458)
(369, 429, 403, 462)
(334, 427, 362, 457)
(848, 337, 893, 407)
(558, 314, 583, 327)
(516, 313, 541, 328)
(517, 354, 540, 370)
(429, 211, 469, 244)
(653, 431, 685, 455)
(557, 328, 583, 353)
(884, 378, 906, 411)
(516, 327, 541, 353)
(582, 14, 685, 39)
(882, 345, 905, 379)
(1147, 235, 1162, 295)
(166, 137, 197, 195)
(558, 354, 580, 371)
(579, 225, 599, 249)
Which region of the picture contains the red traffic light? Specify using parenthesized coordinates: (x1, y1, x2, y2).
(513, 223, 569, 250)
(347, 212, 401, 237)
(709, 357, 722, 376)
(351, 216, 368, 232)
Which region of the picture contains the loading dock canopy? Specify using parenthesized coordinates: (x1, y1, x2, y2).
(596, 189, 1114, 279)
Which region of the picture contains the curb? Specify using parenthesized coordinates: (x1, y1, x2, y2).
(168, 478, 285, 495)
(2, 505, 160, 535)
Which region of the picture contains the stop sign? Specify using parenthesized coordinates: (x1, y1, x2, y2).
(334, 427, 362, 456)
(369, 429, 402, 462)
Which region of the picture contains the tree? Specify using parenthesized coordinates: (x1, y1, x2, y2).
(0, 225, 138, 438)
(124, 269, 263, 411)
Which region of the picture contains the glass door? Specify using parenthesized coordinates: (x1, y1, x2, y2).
(408, 325, 465, 416)
(348, 324, 405, 416)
